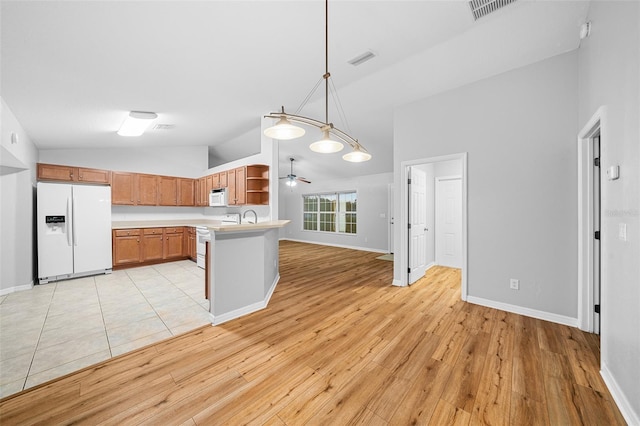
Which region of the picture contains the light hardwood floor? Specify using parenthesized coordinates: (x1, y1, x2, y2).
(0, 241, 625, 425)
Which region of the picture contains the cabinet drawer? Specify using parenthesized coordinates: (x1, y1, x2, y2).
(164, 227, 184, 234)
(143, 228, 164, 235)
(114, 229, 140, 237)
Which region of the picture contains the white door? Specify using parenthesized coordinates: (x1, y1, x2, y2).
(37, 182, 74, 278)
(388, 183, 394, 254)
(72, 185, 112, 274)
(435, 177, 462, 268)
(408, 167, 427, 284)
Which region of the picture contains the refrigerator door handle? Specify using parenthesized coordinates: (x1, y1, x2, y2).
(72, 197, 78, 246)
(66, 197, 73, 246)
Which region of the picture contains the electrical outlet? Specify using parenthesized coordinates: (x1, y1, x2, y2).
(510, 279, 519, 290)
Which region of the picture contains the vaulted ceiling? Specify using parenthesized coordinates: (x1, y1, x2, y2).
(1, 0, 589, 181)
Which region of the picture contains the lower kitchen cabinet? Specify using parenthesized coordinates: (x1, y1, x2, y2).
(142, 228, 164, 261)
(164, 228, 184, 259)
(112, 227, 189, 268)
(113, 229, 142, 265)
(185, 227, 197, 260)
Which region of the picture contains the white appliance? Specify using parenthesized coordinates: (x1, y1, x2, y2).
(195, 226, 211, 269)
(209, 188, 227, 207)
(37, 182, 113, 283)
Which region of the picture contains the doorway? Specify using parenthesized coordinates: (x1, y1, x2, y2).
(577, 106, 605, 334)
(435, 176, 463, 268)
(399, 153, 468, 299)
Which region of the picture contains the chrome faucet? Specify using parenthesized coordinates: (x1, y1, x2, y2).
(243, 209, 258, 224)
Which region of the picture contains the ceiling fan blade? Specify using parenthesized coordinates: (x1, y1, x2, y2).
(297, 177, 312, 184)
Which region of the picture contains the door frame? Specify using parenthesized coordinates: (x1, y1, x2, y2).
(577, 106, 607, 332)
(399, 153, 468, 301)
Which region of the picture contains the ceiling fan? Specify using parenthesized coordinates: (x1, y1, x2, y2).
(280, 158, 311, 187)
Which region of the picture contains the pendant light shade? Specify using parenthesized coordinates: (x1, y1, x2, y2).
(309, 129, 344, 153)
(343, 146, 372, 163)
(285, 178, 297, 187)
(264, 116, 306, 140)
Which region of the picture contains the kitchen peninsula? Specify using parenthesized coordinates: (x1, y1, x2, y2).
(112, 219, 289, 325)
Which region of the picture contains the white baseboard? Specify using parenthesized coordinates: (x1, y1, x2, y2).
(425, 262, 436, 272)
(466, 296, 578, 327)
(279, 238, 387, 254)
(601, 362, 640, 425)
(0, 281, 34, 296)
(211, 274, 280, 326)
(392, 278, 403, 287)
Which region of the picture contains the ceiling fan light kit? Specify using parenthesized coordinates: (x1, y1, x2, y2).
(264, 0, 371, 163)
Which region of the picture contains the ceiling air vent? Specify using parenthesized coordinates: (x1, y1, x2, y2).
(348, 50, 377, 66)
(469, 0, 517, 21)
(152, 124, 176, 131)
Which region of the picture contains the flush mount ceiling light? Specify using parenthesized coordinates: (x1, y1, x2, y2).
(117, 111, 158, 137)
(264, 0, 371, 163)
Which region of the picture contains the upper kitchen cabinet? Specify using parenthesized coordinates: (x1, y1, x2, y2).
(245, 165, 270, 205)
(37, 163, 111, 184)
(227, 166, 246, 206)
(219, 171, 228, 188)
(111, 172, 136, 205)
(158, 176, 178, 206)
(178, 178, 195, 206)
(136, 174, 158, 205)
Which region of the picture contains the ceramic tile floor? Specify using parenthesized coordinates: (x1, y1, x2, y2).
(0, 260, 211, 398)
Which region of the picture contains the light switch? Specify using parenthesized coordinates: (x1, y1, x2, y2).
(619, 223, 627, 241)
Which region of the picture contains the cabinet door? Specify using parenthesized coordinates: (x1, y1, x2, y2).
(142, 229, 164, 261)
(78, 167, 111, 184)
(197, 177, 207, 206)
(227, 168, 237, 205)
(219, 171, 228, 188)
(190, 234, 197, 260)
(111, 172, 135, 205)
(178, 178, 195, 206)
(37, 163, 76, 181)
(205, 175, 213, 197)
(164, 231, 184, 259)
(158, 176, 178, 206)
(137, 174, 158, 205)
(211, 173, 220, 189)
(235, 166, 246, 205)
(113, 232, 141, 266)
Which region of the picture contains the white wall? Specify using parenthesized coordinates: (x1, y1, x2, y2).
(279, 172, 392, 253)
(578, 2, 640, 422)
(394, 51, 579, 319)
(39, 146, 209, 178)
(0, 97, 39, 294)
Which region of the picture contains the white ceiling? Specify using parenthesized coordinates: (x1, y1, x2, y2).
(1, 0, 589, 181)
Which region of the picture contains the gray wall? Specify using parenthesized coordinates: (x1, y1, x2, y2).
(278, 172, 392, 252)
(0, 97, 39, 293)
(578, 1, 640, 420)
(394, 51, 579, 318)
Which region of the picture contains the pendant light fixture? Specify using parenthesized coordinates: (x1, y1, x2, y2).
(264, 0, 371, 162)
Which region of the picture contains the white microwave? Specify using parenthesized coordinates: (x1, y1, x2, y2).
(209, 188, 227, 207)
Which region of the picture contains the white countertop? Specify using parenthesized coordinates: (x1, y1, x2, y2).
(112, 219, 290, 232)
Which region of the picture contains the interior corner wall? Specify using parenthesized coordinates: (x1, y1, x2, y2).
(278, 172, 393, 252)
(578, 1, 640, 421)
(1, 97, 39, 293)
(394, 50, 579, 318)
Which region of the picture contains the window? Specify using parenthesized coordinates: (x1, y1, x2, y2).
(303, 191, 357, 234)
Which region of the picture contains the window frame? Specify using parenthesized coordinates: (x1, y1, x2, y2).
(302, 191, 357, 235)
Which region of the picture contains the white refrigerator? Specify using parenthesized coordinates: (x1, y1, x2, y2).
(37, 182, 112, 284)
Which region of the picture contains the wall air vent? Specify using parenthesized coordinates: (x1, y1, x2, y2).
(469, 0, 517, 21)
(348, 50, 377, 66)
(152, 124, 176, 130)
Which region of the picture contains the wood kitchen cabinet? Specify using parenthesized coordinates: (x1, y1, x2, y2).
(185, 227, 197, 260)
(158, 176, 178, 206)
(38, 163, 111, 184)
(142, 228, 164, 261)
(111, 172, 136, 205)
(178, 178, 195, 206)
(219, 171, 228, 188)
(245, 165, 269, 205)
(112, 229, 142, 265)
(227, 166, 246, 205)
(163, 227, 184, 259)
(136, 174, 158, 205)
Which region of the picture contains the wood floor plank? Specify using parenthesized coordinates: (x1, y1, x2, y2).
(0, 241, 625, 425)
